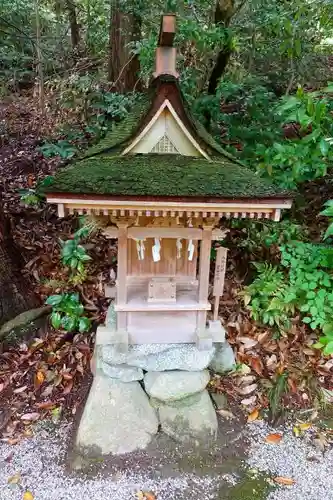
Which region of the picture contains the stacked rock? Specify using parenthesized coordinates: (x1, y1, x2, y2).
(75, 306, 235, 457)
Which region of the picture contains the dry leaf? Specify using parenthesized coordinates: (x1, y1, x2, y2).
(23, 491, 34, 500)
(7, 473, 21, 485)
(0, 382, 5, 393)
(238, 337, 258, 349)
(13, 386, 28, 394)
(298, 423, 312, 431)
(265, 433, 283, 444)
(274, 477, 295, 486)
(36, 371, 45, 385)
(293, 426, 301, 437)
(20, 413, 39, 422)
(142, 492, 156, 500)
(238, 383, 258, 395)
(249, 356, 263, 375)
(216, 409, 235, 420)
(241, 395, 257, 406)
(247, 409, 259, 422)
(63, 379, 73, 395)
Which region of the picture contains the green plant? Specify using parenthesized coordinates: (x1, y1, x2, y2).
(19, 188, 43, 206)
(45, 293, 90, 333)
(280, 242, 333, 330)
(320, 200, 333, 240)
(268, 371, 288, 422)
(241, 263, 295, 330)
(257, 84, 333, 188)
(39, 139, 78, 159)
(233, 219, 305, 253)
(60, 219, 95, 279)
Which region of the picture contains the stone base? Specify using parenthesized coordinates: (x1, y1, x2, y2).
(75, 375, 158, 456)
(156, 390, 218, 443)
(77, 311, 233, 455)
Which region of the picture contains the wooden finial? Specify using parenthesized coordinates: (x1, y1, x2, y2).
(158, 14, 176, 47)
(154, 14, 179, 79)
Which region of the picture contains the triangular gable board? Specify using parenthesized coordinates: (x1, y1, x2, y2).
(121, 100, 210, 159)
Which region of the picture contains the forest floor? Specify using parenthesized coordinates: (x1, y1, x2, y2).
(1, 92, 333, 499)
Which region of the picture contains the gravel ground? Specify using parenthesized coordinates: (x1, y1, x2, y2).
(0, 423, 220, 500)
(247, 420, 333, 500)
(0, 419, 332, 500)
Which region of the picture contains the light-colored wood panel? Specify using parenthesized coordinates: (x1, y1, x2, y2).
(128, 238, 177, 276)
(128, 226, 203, 240)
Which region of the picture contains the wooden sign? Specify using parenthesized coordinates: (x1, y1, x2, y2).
(213, 247, 228, 297)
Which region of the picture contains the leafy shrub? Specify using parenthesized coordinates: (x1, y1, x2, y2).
(321, 200, 333, 240)
(60, 219, 95, 283)
(241, 263, 295, 331)
(243, 242, 333, 339)
(19, 188, 43, 206)
(256, 85, 333, 188)
(39, 139, 78, 159)
(233, 219, 305, 254)
(46, 293, 90, 333)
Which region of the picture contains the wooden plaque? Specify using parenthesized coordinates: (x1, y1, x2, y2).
(148, 277, 176, 303)
(213, 247, 228, 297)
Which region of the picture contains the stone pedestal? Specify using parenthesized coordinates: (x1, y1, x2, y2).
(75, 305, 235, 457)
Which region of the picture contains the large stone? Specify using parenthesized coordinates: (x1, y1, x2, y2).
(144, 370, 210, 401)
(209, 342, 236, 373)
(158, 390, 218, 443)
(102, 343, 216, 372)
(101, 362, 144, 382)
(76, 375, 158, 455)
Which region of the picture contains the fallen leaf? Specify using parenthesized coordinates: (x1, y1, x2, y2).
(20, 413, 39, 422)
(63, 379, 73, 395)
(238, 337, 258, 349)
(247, 409, 259, 422)
(0, 383, 4, 393)
(142, 492, 156, 500)
(216, 409, 235, 420)
(35, 401, 56, 410)
(7, 473, 21, 485)
(265, 433, 283, 444)
(23, 491, 34, 500)
(293, 426, 301, 437)
(13, 386, 28, 394)
(249, 356, 263, 375)
(238, 383, 258, 395)
(239, 375, 257, 385)
(298, 423, 312, 431)
(274, 476, 295, 486)
(241, 395, 257, 406)
(35, 371, 45, 386)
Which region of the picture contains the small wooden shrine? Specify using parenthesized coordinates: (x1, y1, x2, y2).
(44, 15, 292, 349)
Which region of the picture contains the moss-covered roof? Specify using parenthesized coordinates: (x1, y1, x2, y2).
(81, 75, 240, 163)
(42, 154, 288, 199)
(82, 95, 151, 158)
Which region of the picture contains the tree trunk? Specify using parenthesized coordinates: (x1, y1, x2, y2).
(0, 205, 37, 327)
(34, 0, 45, 114)
(107, 1, 142, 91)
(207, 0, 235, 95)
(66, 0, 80, 49)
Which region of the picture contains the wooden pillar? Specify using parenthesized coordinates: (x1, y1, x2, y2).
(116, 222, 128, 349)
(196, 226, 213, 340)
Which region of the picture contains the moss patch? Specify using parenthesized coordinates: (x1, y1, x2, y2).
(42, 154, 288, 199)
(223, 470, 274, 500)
